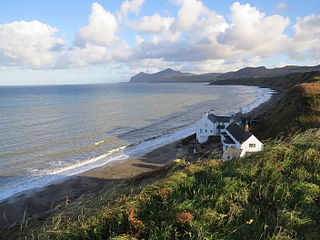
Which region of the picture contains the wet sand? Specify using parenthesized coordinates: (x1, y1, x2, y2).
(0, 91, 281, 229)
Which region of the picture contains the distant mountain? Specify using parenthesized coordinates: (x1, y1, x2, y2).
(129, 65, 320, 83)
(214, 65, 320, 80)
(129, 68, 222, 83)
(130, 68, 185, 83)
(210, 70, 320, 91)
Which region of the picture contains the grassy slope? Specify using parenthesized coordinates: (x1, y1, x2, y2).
(253, 78, 320, 139)
(34, 130, 320, 240)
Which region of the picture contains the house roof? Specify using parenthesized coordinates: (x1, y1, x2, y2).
(223, 135, 236, 144)
(208, 113, 231, 123)
(226, 122, 252, 144)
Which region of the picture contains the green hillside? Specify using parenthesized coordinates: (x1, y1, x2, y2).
(253, 78, 320, 139)
(20, 129, 319, 240)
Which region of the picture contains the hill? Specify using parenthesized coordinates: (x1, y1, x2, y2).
(129, 65, 320, 83)
(210, 70, 320, 90)
(214, 65, 320, 81)
(253, 76, 320, 139)
(129, 68, 221, 83)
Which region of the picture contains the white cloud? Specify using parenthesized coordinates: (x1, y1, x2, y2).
(218, 2, 291, 56)
(0, 20, 65, 68)
(292, 14, 320, 59)
(1, 0, 320, 76)
(117, 0, 145, 20)
(75, 3, 118, 47)
(275, 2, 289, 12)
(57, 40, 132, 68)
(172, 0, 205, 31)
(129, 58, 180, 75)
(56, 44, 111, 68)
(129, 14, 174, 33)
(135, 35, 144, 45)
(189, 56, 263, 73)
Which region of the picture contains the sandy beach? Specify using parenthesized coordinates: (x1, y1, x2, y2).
(0, 90, 281, 229)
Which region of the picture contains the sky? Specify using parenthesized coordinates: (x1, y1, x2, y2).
(0, 0, 319, 85)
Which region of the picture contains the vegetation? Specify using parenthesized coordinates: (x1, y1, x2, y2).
(253, 77, 320, 139)
(10, 129, 319, 240)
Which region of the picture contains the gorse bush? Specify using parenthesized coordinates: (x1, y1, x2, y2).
(42, 129, 319, 240)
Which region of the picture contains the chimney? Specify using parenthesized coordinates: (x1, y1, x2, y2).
(245, 121, 250, 131)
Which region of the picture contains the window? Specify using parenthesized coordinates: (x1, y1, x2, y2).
(200, 129, 202, 133)
(249, 143, 256, 148)
(205, 129, 207, 133)
(210, 130, 212, 133)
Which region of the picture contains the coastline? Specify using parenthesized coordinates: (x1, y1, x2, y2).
(0, 87, 280, 229)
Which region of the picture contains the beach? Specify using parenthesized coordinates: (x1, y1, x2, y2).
(0, 140, 181, 228)
(0, 89, 280, 229)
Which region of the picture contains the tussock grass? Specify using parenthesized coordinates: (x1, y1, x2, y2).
(12, 129, 319, 240)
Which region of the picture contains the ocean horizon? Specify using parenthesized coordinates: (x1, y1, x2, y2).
(0, 83, 273, 202)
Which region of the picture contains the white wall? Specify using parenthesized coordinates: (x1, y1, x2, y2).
(196, 117, 216, 143)
(240, 135, 263, 157)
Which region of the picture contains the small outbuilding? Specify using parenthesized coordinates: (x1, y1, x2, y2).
(222, 122, 263, 158)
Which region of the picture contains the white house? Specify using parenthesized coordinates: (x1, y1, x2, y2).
(222, 122, 263, 159)
(195, 112, 263, 159)
(196, 113, 241, 143)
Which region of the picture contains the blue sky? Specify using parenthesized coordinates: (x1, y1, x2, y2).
(0, 0, 319, 85)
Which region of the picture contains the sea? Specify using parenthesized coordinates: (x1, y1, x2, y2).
(0, 83, 273, 202)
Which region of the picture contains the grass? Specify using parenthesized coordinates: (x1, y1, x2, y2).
(9, 129, 318, 240)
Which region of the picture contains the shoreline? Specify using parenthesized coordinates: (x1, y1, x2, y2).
(0, 140, 181, 229)
(0, 85, 272, 203)
(0, 87, 280, 229)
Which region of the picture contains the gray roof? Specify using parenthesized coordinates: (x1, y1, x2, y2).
(223, 135, 236, 144)
(208, 114, 231, 123)
(226, 122, 252, 144)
